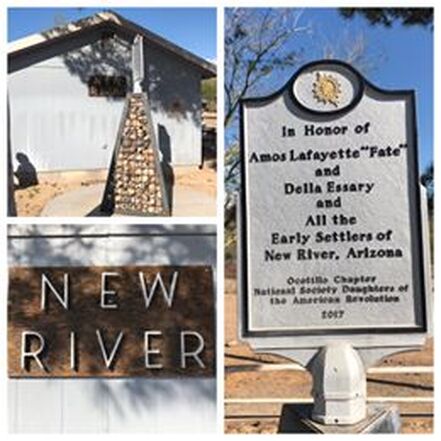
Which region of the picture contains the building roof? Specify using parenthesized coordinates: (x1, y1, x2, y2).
(8, 11, 216, 78)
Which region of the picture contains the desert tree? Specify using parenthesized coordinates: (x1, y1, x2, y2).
(224, 8, 309, 128)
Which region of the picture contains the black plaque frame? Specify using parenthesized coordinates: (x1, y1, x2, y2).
(238, 60, 428, 338)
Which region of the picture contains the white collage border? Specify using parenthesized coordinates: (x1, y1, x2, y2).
(0, 0, 438, 439)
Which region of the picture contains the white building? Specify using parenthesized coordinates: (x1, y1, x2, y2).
(8, 11, 216, 173)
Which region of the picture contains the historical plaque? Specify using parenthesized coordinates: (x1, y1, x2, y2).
(9, 265, 214, 377)
(239, 60, 427, 338)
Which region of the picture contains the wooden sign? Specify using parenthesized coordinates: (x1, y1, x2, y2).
(239, 60, 427, 340)
(8, 265, 214, 378)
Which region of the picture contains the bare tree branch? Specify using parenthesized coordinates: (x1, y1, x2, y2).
(224, 8, 308, 127)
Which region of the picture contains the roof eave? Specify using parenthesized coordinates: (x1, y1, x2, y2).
(8, 11, 217, 78)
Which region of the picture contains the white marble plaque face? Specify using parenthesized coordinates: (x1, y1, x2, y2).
(240, 61, 426, 337)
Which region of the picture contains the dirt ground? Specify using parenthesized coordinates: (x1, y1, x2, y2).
(174, 166, 217, 198)
(13, 166, 216, 217)
(224, 264, 433, 434)
(14, 177, 103, 217)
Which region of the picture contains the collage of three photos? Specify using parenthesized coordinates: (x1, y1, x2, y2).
(5, 4, 434, 435)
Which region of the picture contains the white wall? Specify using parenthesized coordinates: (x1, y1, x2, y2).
(8, 35, 129, 172)
(8, 225, 217, 433)
(8, 29, 203, 173)
(145, 43, 202, 166)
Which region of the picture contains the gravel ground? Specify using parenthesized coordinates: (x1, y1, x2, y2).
(13, 166, 216, 217)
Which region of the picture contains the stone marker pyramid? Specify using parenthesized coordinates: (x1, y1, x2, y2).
(101, 34, 170, 216)
(101, 93, 170, 216)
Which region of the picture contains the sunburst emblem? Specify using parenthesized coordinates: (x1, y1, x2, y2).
(312, 72, 342, 107)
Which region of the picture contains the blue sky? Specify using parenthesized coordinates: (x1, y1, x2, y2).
(8, 7, 217, 61)
(299, 8, 433, 172)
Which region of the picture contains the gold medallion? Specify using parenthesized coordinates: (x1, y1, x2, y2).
(312, 72, 341, 107)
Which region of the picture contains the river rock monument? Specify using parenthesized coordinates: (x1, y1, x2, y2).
(101, 35, 170, 216)
(237, 60, 431, 433)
